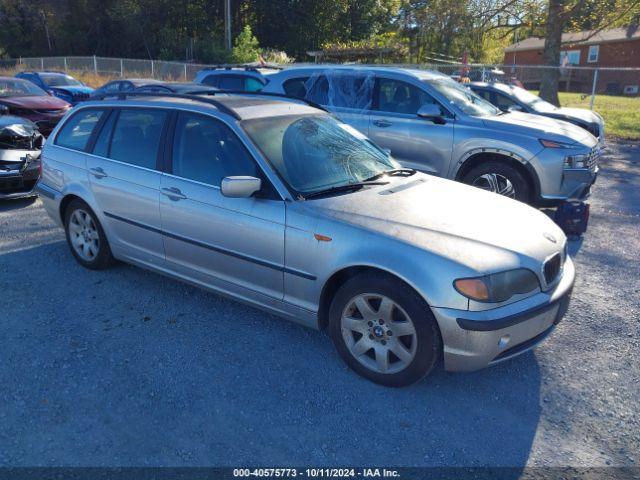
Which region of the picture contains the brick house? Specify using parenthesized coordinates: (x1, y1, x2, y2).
(503, 26, 640, 95)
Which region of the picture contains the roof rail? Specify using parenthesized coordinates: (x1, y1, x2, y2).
(90, 91, 241, 120)
(17, 70, 67, 75)
(199, 63, 283, 72)
(199, 90, 329, 113)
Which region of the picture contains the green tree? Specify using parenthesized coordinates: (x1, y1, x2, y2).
(232, 24, 261, 63)
(539, 0, 640, 105)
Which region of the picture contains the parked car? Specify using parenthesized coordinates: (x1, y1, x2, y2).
(36, 92, 574, 386)
(133, 82, 219, 95)
(468, 82, 605, 144)
(0, 107, 43, 199)
(0, 76, 71, 135)
(92, 78, 162, 97)
(193, 64, 279, 91)
(261, 66, 600, 205)
(16, 71, 94, 105)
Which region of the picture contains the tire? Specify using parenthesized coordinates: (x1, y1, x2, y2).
(461, 160, 531, 203)
(64, 199, 114, 270)
(328, 272, 441, 387)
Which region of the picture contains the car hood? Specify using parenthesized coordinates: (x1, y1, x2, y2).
(0, 114, 36, 129)
(306, 173, 565, 273)
(547, 107, 602, 125)
(0, 95, 71, 110)
(51, 85, 94, 95)
(483, 111, 596, 147)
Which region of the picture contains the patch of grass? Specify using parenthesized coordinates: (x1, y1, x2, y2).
(557, 92, 640, 141)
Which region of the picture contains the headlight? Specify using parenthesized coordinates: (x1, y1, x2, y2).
(539, 139, 573, 149)
(564, 154, 589, 169)
(454, 268, 540, 303)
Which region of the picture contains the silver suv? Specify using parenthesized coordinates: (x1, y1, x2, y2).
(37, 92, 574, 386)
(262, 66, 600, 205)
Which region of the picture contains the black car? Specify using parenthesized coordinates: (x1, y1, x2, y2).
(469, 82, 605, 142)
(0, 106, 43, 199)
(91, 78, 163, 97)
(133, 82, 219, 95)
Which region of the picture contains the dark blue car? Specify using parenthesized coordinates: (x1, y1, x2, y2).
(15, 71, 94, 105)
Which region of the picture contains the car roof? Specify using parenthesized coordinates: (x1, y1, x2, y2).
(136, 82, 217, 93)
(469, 81, 514, 93)
(118, 78, 163, 86)
(80, 94, 323, 121)
(0, 76, 30, 82)
(277, 65, 450, 81)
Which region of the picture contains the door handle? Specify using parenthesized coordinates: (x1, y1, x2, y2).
(373, 119, 392, 128)
(161, 187, 187, 201)
(89, 167, 107, 179)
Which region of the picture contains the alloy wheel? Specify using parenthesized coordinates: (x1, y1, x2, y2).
(472, 173, 516, 198)
(341, 293, 417, 375)
(68, 209, 100, 262)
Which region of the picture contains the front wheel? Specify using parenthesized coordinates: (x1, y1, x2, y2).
(461, 161, 531, 203)
(328, 272, 441, 387)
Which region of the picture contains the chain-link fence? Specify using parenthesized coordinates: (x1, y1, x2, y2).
(1, 55, 639, 109)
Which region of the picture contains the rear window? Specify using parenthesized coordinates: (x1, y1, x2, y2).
(108, 109, 168, 169)
(55, 109, 104, 151)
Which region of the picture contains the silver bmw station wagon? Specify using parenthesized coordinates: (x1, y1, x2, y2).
(37, 93, 574, 386)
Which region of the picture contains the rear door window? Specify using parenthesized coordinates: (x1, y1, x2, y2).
(245, 77, 264, 92)
(283, 77, 310, 98)
(218, 75, 245, 90)
(201, 75, 220, 87)
(107, 109, 168, 170)
(55, 109, 104, 151)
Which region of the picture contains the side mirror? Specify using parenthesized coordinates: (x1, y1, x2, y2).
(417, 104, 446, 124)
(221, 176, 262, 198)
(417, 104, 441, 119)
(0, 105, 8, 115)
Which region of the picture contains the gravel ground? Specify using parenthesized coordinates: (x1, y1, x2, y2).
(0, 141, 638, 468)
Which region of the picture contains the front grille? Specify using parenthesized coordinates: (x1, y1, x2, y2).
(586, 146, 601, 171)
(543, 253, 562, 285)
(37, 109, 66, 114)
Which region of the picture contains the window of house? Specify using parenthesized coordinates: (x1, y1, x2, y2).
(560, 50, 581, 65)
(588, 45, 599, 63)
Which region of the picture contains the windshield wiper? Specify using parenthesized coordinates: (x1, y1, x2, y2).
(301, 181, 389, 200)
(364, 168, 416, 182)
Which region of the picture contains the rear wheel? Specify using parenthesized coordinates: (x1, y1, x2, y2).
(461, 161, 531, 203)
(329, 272, 441, 387)
(64, 199, 114, 270)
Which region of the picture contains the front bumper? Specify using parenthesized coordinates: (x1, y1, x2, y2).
(432, 256, 575, 372)
(534, 145, 600, 206)
(0, 153, 41, 199)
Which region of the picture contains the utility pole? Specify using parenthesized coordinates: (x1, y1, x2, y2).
(224, 0, 232, 51)
(40, 10, 52, 52)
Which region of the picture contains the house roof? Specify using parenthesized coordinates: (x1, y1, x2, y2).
(504, 26, 640, 52)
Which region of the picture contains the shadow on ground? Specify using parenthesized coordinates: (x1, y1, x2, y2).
(0, 240, 542, 469)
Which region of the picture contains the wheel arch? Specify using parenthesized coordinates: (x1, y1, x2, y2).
(59, 193, 86, 224)
(454, 149, 540, 200)
(317, 265, 434, 331)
